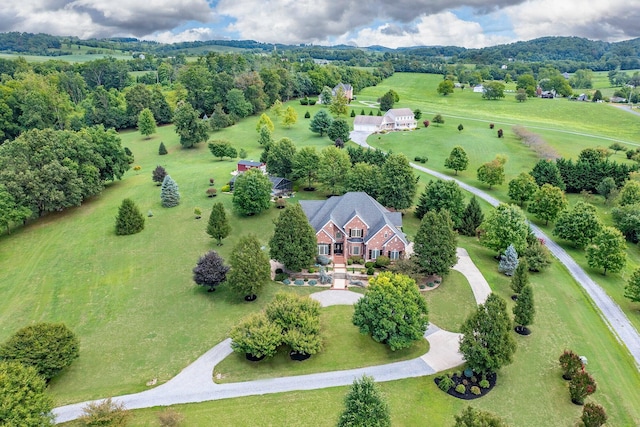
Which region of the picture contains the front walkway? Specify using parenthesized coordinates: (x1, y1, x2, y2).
(53, 250, 491, 424)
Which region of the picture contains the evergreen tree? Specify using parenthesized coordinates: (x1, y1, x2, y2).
(0, 361, 54, 426)
(378, 153, 418, 211)
(513, 284, 535, 333)
(206, 202, 230, 245)
(498, 244, 519, 276)
(508, 172, 539, 206)
(152, 165, 167, 185)
(337, 376, 391, 427)
(459, 196, 484, 237)
(158, 141, 168, 155)
(625, 267, 640, 303)
(510, 258, 529, 294)
(414, 179, 465, 228)
(258, 125, 274, 146)
(192, 250, 229, 291)
(269, 204, 317, 272)
(232, 169, 272, 216)
(137, 108, 156, 138)
(115, 198, 145, 235)
(413, 210, 458, 276)
(309, 110, 333, 136)
(327, 117, 350, 143)
(459, 293, 517, 374)
(586, 226, 627, 275)
(444, 145, 469, 175)
(379, 90, 395, 111)
(227, 234, 271, 299)
(530, 159, 565, 190)
(160, 175, 180, 207)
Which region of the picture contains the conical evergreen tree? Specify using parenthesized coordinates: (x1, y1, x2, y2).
(269, 204, 316, 271)
(413, 210, 458, 276)
(498, 244, 519, 276)
(206, 202, 231, 245)
(115, 198, 145, 235)
(513, 284, 535, 333)
(158, 141, 168, 155)
(510, 259, 529, 294)
(160, 175, 180, 207)
(337, 375, 391, 427)
(459, 196, 484, 237)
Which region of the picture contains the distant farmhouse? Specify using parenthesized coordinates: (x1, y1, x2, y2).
(332, 83, 353, 102)
(300, 192, 408, 263)
(353, 108, 417, 133)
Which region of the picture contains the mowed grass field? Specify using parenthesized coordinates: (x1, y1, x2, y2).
(2, 71, 640, 425)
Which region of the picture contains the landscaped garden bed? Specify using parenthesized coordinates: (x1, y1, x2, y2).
(434, 370, 497, 400)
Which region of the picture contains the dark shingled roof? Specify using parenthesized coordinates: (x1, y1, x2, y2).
(300, 192, 407, 245)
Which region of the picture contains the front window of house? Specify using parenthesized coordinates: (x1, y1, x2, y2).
(389, 250, 400, 260)
(351, 245, 360, 255)
(318, 244, 330, 255)
(350, 228, 363, 238)
(369, 249, 380, 260)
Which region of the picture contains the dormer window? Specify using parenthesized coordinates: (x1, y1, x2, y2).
(350, 228, 363, 238)
(336, 231, 343, 240)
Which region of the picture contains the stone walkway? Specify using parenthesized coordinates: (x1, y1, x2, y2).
(53, 251, 491, 424)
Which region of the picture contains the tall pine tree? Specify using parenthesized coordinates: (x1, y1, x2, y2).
(115, 198, 144, 235)
(206, 202, 231, 245)
(412, 210, 458, 276)
(459, 196, 484, 237)
(513, 284, 535, 334)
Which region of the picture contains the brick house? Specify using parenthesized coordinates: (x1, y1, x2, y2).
(299, 192, 408, 263)
(332, 83, 353, 101)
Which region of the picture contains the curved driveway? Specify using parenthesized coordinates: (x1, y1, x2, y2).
(53, 248, 488, 424)
(350, 130, 640, 368)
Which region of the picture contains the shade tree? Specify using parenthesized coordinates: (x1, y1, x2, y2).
(586, 226, 627, 275)
(292, 146, 320, 190)
(528, 183, 567, 225)
(208, 139, 238, 161)
(508, 172, 539, 206)
(378, 153, 418, 211)
(414, 179, 464, 228)
(318, 145, 351, 196)
(477, 156, 506, 189)
(266, 137, 297, 178)
(444, 146, 469, 175)
(229, 312, 283, 359)
(352, 272, 429, 351)
(173, 101, 208, 148)
(192, 250, 229, 291)
(625, 267, 640, 303)
(553, 201, 602, 247)
(232, 168, 272, 216)
(479, 203, 530, 255)
(0, 361, 54, 426)
(337, 375, 391, 427)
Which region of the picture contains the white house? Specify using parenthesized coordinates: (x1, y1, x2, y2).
(353, 108, 417, 133)
(473, 84, 484, 93)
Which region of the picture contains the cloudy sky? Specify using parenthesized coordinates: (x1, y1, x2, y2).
(2, 0, 639, 48)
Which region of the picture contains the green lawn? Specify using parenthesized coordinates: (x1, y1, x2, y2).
(422, 270, 476, 333)
(5, 71, 640, 426)
(213, 305, 429, 383)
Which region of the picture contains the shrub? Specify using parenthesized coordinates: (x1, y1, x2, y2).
(304, 111, 310, 118)
(347, 258, 354, 265)
(308, 280, 317, 285)
(367, 267, 375, 275)
(115, 199, 145, 235)
(300, 98, 309, 105)
(559, 349, 583, 380)
(489, 123, 495, 129)
(360, 268, 367, 274)
(158, 408, 184, 427)
(365, 261, 375, 268)
(309, 98, 317, 105)
(455, 384, 466, 394)
(275, 273, 289, 282)
(375, 255, 391, 268)
(569, 369, 597, 404)
(79, 398, 130, 427)
(316, 255, 331, 265)
(133, 165, 141, 171)
(423, 120, 430, 128)
(470, 386, 481, 395)
(276, 198, 286, 209)
(282, 279, 291, 285)
(437, 375, 454, 392)
(497, 129, 504, 138)
(308, 267, 316, 274)
(479, 379, 490, 389)
(581, 402, 607, 427)
(206, 188, 217, 197)
(458, 124, 464, 132)
(221, 184, 231, 192)
(294, 279, 304, 286)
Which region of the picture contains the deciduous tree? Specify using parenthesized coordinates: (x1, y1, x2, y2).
(208, 139, 238, 161)
(192, 250, 229, 291)
(352, 272, 429, 351)
(508, 172, 539, 206)
(281, 106, 298, 128)
(625, 267, 640, 303)
(528, 183, 567, 225)
(329, 86, 349, 117)
(206, 202, 230, 245)
(437, 80, 454, 96)
(115, 198, 145, 235)
(337, 376, 391, 427)
(229, 312, 282, 358)
(266, 137, 296, 178)
(586, 226, 627, 275)
(0, 184, 31, 234)
(292, 146, 320, 190)
(227, 234, 271, 299)
(345, 162, 382, 198)
(269, 204, 317, 272)
(482, 81, 506, 100)
(477, 156, 506, 189)
(379, 90, 395, 111)
(152, 165, 167, 185)
(173, 101, 208, 148)
(232, 169, 272, 216)
(412, 210, 458, 276)
(327, 117, 350, 143)
(510, 259, 529, 294)
(137, 108, 156, 138)
(0, 323, 79, 381)
(459, 293, 517, 374)
(318, 145, 351, 196)
(256, 113, 274, 133)
(479, 203, 530, 255)
(444, 146, 469, 175)
(553, 201, 602, 247)
(378, 153, 418, 211)
(414, 179, 464, 228)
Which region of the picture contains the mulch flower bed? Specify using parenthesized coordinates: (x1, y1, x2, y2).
(434, 371, 497, 400)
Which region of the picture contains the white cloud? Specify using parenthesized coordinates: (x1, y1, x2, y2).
(336, 12, 512, 48)
(147, 27, 220, 44)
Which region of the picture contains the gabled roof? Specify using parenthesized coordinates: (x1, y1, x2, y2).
(238, 160, 264, 167)
(300, 192, 407, 245)
(333, 83, 353, 92)
(354, 115, 383, 126)
(384, 108, 414, 119)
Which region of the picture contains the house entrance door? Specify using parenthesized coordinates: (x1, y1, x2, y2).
(334, 243, 343, 255)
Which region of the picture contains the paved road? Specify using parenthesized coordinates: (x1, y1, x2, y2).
(351, 130, 640, 368)
(54, 255, 492, 423)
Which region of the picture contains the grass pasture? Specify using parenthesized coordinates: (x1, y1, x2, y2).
(4, 71, 640, 426)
